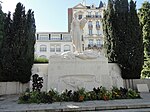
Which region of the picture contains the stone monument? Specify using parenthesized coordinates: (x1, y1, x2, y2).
(47, 13, 115, 92)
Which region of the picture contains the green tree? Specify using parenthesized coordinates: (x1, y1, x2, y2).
(11, 2, 27, 82)
(122, 0, 143, 79)
(23, 9, 36, 83)
(0, 12, 14, 81)
(103, 0, 117, 62)
(0, 3, 4, 48)
(139, 1, 150, 78)
(0, 2, 36, 83)
(103, 0, 143, 79)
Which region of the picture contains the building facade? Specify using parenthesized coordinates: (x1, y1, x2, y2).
(34, 32, 72, 59)
(68, 1, 105, 51)
(35, 1, 105, 59)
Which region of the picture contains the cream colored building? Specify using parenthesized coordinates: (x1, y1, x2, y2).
(68, 1, 105, 51)
(34, 32, 73, 59)
(35, 1, 105, 58)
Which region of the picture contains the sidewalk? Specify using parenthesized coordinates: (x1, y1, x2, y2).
(0, 93, 150, 112)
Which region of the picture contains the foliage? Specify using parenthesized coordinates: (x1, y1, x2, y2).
(60, 89, 72, 101)
(103, 0, 117, 62)
(0, 4, 4, 48)
(139, 1, 150, 78)
(48, 89, 61, 102)
(19, 91, 53, 104)
(32, 74, 43, 92)
(34, 57, 49, 63)
(19, 86, 140, 104)
(0, 12, 14, 81)
(103, 0, 143, 79)
(72, 88, 86, 102)
(0, 2, 36, 83)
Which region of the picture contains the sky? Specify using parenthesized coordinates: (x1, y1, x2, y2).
(1, 0, 150, 32)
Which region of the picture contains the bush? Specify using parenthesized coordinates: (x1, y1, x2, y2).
(18, 86, 141, 104)
(34, 57, 48, 63)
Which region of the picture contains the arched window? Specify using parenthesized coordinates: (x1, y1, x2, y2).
(40, 45, 47, 52)
(56, 45, 61, 52)
(50, 45, 55, 52)
(64, 45, 71, 52)
(96, 39, 101, 47)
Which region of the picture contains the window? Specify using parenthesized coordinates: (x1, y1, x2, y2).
(56, 45, 61, 52)
(39, 35, 49, 41)
(89, 29, 93, 35)
(91, 4, 95, 8)
(96, 39, 101, 47)
(64, 45, 71, 52)
(88, 12, 91, 16)
(51, 34, 61, 40)
(96, 21, 99, 25)
(40, 45, 47, 52)
(89, 39, 93, 46)
(88, 21, 92, 26)
(88, 21, 93, 34)
(97, 30, 100, 35)
(50, 45, 55, 52)
(87, 12, 92, 17)
(63, 34, 71, 41)
(95, 12, 98, 16)
(78, 15, 82, 20)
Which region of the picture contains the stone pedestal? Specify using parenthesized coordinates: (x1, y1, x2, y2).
(48, 53, 113, 92)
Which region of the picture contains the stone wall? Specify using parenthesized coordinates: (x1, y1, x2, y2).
(108, 63, 124, 88)
(32, 63, 124, 92)
(124, 79, 150, 90)
(0, 82, 29, 95)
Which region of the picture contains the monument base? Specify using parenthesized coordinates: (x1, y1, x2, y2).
(48, 52, 113, 92)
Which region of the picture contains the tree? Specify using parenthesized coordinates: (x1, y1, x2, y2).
(23, 9, 36, 83)
(122, 0, 143, 79)
(0, 2, 36, 83)
(103, 0, 143, 79)
(0, 12, 14, 81)
(103, 0, 117, 62)
(0, 2, 4, 48)
(139, 1, 150, 78)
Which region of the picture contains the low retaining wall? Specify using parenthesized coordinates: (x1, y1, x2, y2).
(0, 82, 29, 95)
(124, 79, 150, 90)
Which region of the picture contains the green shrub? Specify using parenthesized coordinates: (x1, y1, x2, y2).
(18, 87, 141, 104)
(48, 89, 61, 102)
(60, 89, 73, 101)
(34, 57, 48, 63)
(127, 89, 141, 99)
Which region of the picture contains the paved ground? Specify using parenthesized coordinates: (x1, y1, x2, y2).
(0, 93, 150, 112)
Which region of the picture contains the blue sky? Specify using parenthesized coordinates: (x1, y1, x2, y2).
(1, 0, 149, 32)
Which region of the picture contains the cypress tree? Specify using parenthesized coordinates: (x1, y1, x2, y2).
(0, 12, 14, 81)
(23, 9, 36, 83)
(139, 1, 150, 78)
(0, 3, 4, 48)
(121, 0, 143, 79)
(103, 0, 117, 62)
(11, 2, 27, 82)
(0, 2, 36, 83)
(103, 0, 143, 79)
